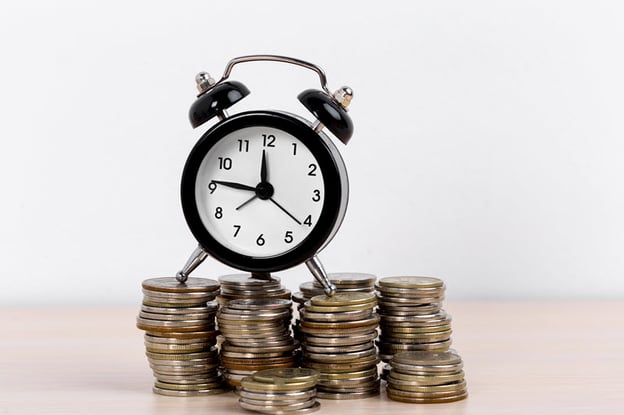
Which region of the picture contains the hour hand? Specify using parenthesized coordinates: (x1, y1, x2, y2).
(211, 180, 256, 192)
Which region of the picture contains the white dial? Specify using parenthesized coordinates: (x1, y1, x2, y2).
(195, 126, 325, 258)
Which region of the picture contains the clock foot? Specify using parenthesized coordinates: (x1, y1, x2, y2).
(175, 244, 209, 283)
(251, 272, 272, 281)
(305, 255, 336, 297)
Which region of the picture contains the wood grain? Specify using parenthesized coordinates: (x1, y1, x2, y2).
(1, 302, 622, 414)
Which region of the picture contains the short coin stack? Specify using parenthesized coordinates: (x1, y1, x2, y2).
(218, 298, 298, 388)
(238, 368, 321, 414)
(300, 292, 380, 399)
(386, 350, 467, 403)
(292, 273, 376, 342)
(376, 276, 452, 361)
(136, 277, 226, 396)
(218, 274, 291, 306)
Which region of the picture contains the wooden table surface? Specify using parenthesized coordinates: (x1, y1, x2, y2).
(1, 301, 622, 414)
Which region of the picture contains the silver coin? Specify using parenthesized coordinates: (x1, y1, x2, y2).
(317, 380, 380, 394)
(221, 340, 299, 354)
(239, 397, 317, 412)
(150, 364, 220, 375)
(300, 308, 373, 322)
(376, 296, 444, 305)
(317, 374, 379, 387)
(154, 373, 221, 384)
(315, 389, 379, 400)
(239, 388, 317, 401)
(303, 341, 374, 354)
(303, 347, 377, 363)
(141, 303, 218, 314)
(303, 332, 377, 346)
(145, 342, 211, 354)
(144, 333, 216, 344)
(227, 298, 292, 310)
(142, 277, 220, 293)
(152, 386, 227, 396)
(219, 273, 281, 286)
(139, 311, 216, 321)
(239, 397, 316, 408)
(239, 399, 320, 414)
(317, 272, 377, 287)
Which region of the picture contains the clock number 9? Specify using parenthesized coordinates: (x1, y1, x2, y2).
(208, 182, 217, 194)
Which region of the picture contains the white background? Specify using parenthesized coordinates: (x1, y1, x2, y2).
(1, 1, 623, 306)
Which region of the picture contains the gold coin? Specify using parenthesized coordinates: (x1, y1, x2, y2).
(392, 350, 462, 366)
(378, 276, 444, 289)
(152, 386, 228, 396)
(240, 377, 316, 392)
(389, 370, 465, 384)
(303, 301, 376, 313)
(310, 292, 376, 307)
(319, 367, 378, 380)
(387, 388, 467, 403)
(388, 379, 467, 393)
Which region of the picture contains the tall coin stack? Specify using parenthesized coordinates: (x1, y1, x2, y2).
(376, 276, 452, 362)
(292, 273, 376, 342)
(386, 350, 467, 403)
(238, 368, 321, 414)
(300, 292, 381, 400)
(218, 298, 298, 388)
(136, 277, 226, 396)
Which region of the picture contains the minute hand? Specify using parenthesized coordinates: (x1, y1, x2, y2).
(211, 180, 256, 192)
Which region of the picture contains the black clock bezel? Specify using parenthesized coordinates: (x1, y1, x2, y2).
(181, 110, 343, 272)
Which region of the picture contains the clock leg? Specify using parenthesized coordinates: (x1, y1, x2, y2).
(175, 244, 209, 283)
(305, 255, 336, 297)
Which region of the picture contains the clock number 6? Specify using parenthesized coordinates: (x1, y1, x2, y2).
(256, 234, 265, 246)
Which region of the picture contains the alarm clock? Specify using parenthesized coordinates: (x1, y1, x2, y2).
(175, 55, 354, 296)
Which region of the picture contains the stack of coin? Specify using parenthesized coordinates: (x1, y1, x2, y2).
(300, 292, 380, 399)
(376, 276, 452, 361)
(218, 298, 298, 388)
(136, 277, 226, 396)
(238, 368, 321, 414)
(292, 273, 376, 342)
(386, 350, 467, 403)
(218, 274, 291, 306)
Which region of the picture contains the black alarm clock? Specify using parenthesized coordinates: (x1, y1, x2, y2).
(175, 55, 354, 296)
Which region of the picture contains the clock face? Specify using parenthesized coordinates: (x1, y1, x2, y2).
(181, 111, 347, 272)
(194, 125, 325, 257)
